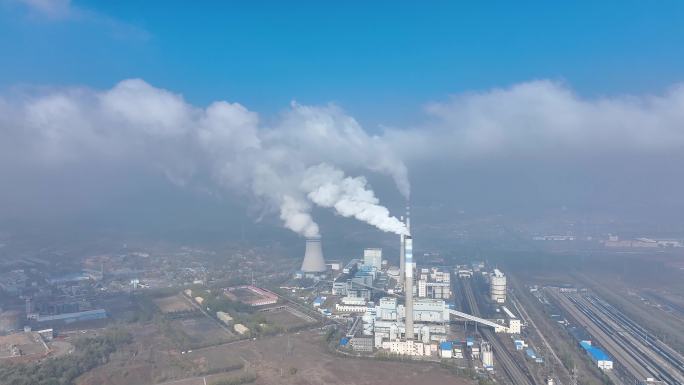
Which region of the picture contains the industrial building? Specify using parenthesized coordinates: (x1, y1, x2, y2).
(335, 296, 368, 313)
(417, 267, 451, 299)
(501, 306, 521, 334)
(381, 339, 434, 356)
(224, 286, 278, 307)
(490, 269, 507, 303)
(350, 337, 373, 352)
(234, 323, 249, 335)
(439, 341, 453, 358)
(481, 341, 494, 369)
(526, 348, 544, 363)
(363, 248, 382, 271)
(580, 341, 613, 370)
(366, 296, 450, 350)
(216, 311, 233, 325)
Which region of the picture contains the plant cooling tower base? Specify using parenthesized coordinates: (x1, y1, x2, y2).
(300, 236, 326, 273)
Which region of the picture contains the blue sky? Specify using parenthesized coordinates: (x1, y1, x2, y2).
(1, 1, 683, 125)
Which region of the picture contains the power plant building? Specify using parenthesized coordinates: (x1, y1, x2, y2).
(417, 267, 452, 299)
(490, 269, 507, 303)
(366, 296, 449, 350)
(363, 248, 382, 270)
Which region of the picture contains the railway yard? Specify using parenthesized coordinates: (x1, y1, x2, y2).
(461, 278, 535, 385)
(547, 287, 684, 385)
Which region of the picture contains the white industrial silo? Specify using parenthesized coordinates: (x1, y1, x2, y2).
(490, 269, 507, 303)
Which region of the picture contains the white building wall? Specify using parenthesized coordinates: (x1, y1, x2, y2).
(508, 319, 521, 334)
(597, 360, 613, 370)
(363, 248, 382, 270)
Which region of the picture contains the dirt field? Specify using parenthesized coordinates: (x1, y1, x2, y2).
(174, 331, 472, 385)
(155, 371, 252, 385)
(0, 332, 47, 360)
(261, 308, 314, 330)
(155, 294, 195, 313)
(172, 317, 235, 347)
(77, 324, 474, 385)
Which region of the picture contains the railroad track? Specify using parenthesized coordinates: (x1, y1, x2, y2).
(547, 288, 683, 385)
(462, 279, 534, 385)
(585, 294, 684, 375)
(579, 295, 684, 385)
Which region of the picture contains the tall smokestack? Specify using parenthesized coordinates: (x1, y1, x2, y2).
(404, 235, 414, 340)
(300, 236, 326, 273)
(399, 216, 405, 280)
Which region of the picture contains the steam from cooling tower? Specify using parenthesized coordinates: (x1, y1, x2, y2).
(279, 195, 319, 237)
(302, 163, 409, 236)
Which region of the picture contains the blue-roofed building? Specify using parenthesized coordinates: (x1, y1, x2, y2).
(524, 347, 543, 363)
(339, 337, 349, 346)
(580, 341, 613, 370)
(440, 341, 453, 358)
(514, 339, 525, 350)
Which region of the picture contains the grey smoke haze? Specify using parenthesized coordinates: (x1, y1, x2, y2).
(2, 79, 684, 237)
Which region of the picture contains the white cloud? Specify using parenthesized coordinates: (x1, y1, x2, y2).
(4, 78, 684, 234)
(388, 80, 684, 162)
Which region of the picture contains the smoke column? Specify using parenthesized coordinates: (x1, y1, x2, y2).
(0, 79, 412, 238)
(302, 163, 409, 235)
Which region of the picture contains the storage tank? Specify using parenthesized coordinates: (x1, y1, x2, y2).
(490, 269, 507, 303)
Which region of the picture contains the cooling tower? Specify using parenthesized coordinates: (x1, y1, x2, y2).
(300, 236, 326, 273)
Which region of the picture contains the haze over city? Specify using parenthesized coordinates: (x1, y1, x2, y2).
(0, 2, 683, 385)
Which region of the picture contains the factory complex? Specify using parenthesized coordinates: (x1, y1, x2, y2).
(291, 208, 522, 364)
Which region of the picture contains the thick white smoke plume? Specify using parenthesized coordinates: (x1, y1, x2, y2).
(302, 164, 409, 235)
(6, 79, 683, 235)
(0, 79, 407, 237)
